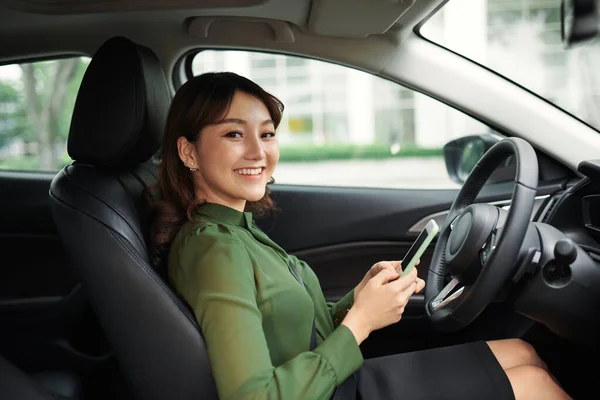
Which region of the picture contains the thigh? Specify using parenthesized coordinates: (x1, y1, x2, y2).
(357, 341, 515, 400)
(486, 339, 546, 370)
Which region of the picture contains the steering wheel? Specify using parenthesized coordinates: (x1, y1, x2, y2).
(425, 137, 539, 332)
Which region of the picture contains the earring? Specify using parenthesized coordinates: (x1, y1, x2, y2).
(189, 161, 197, 172)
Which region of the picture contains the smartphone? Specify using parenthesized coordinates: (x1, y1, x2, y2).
(400, 219, 440, 277)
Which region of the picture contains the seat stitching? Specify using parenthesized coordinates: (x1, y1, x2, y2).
(55, 167, 147, 252)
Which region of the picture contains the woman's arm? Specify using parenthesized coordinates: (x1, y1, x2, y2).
(171, 227, 363, 400)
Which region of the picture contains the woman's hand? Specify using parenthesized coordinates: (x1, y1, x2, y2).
(342, 267, 420, 345)
(354, 261, 400, 301)
(354, 260, 425, 300)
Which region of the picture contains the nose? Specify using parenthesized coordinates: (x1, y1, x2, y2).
(244, 132, 265, 160)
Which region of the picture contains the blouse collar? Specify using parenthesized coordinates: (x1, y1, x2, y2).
(195, 202, 253, 228)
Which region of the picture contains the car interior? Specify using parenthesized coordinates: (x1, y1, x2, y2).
(1, 0, 600, 399)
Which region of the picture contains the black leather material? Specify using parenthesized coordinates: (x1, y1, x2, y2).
(0, 354, 53, 400)
(31, 370, 82, 399)
(67, 36, 170, 168)
(49, 36, 218, 400)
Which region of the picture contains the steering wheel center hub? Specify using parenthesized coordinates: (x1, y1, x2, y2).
(445, 204, 499, 282)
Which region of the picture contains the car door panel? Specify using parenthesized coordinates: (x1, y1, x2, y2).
(0, 172, 111, 372)
(0, 172, 76, 298)
(290, 241, 429, 308)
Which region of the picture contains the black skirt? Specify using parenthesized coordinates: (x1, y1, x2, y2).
(334, 341, 515, 400)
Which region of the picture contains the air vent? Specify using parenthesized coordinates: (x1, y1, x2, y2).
(538, 192, 564, 223)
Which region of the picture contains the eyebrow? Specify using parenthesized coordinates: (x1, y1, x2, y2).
(219, 118, 274, 126)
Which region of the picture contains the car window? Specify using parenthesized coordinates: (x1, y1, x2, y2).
(190, 50, 498, 189)
(0, 56, 89, 172)
(420, 0, 600, 132)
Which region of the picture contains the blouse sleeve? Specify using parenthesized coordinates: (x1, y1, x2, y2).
(170, 225, 363, 400)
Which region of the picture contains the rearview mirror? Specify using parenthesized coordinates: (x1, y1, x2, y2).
(561, 0, 599, 47)
(443, 134, 516, 185)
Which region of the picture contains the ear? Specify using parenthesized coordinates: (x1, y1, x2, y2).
(177, 137, 196, 168)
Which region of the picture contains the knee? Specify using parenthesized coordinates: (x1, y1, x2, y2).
(510, 339, 545, 368)
(506, 365, 557, 397)
(515, 365, 554, 387)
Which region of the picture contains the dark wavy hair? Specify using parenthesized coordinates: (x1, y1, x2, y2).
(149, 72, 284, 269)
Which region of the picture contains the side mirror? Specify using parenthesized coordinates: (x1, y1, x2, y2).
(561, 0, 598, 48)
(443, 134, 516, 185)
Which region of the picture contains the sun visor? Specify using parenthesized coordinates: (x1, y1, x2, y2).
(188, 16, 296, 43)
(308, 0, 415, 38)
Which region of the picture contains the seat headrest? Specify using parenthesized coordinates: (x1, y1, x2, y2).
(67, 36, 171, 167)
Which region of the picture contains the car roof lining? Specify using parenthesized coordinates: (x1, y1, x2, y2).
(0, 0, 440, 71)
(3, 0, 417, 40)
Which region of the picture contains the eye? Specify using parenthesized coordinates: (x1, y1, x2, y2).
(262, 132, 276, 139)
(225, 131, 242, 138)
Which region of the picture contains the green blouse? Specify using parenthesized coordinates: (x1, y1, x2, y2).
(168, 203, 363, 400)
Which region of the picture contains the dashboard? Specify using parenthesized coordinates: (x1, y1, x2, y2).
(542, 160, 600, 265)
(509, 159, 600, 349)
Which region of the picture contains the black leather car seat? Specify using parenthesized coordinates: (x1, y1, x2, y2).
(49, 36, 218, 400)
(0, 353, 81, 400)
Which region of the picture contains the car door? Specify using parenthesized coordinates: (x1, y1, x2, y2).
(0, 57, 113, 378)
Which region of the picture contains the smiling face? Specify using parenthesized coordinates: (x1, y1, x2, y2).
(177, 90, 280, 212)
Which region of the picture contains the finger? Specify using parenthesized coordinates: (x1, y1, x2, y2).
(395, 305, 406, 318)
(372, 262, 399, 279)
(389, 269, 418, 291)
(388, 260, 403, 274)
(415, 278, 426, 293)
(416, 259, 421, 266)
(372, 268, 399, 285)
(407, 266, 418, 278)
(378, 261, 398, 272)
(396, 282, 417, 305)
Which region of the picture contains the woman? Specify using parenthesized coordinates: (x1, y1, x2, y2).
(150, 72, 571, 400)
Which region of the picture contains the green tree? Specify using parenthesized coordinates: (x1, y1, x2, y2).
(1, 58, 89, 171)
(20, 58, 87, 170)
(0, 80, 27, 149)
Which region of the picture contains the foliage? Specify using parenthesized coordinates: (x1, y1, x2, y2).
(0, 57, 89, 171)
(0, 144, 443, 171)
(278, 144, 443, 163)
(0, 80, 28, 147)
(0, 155, 41, 171)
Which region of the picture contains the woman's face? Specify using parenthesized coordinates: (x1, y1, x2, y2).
(178, 90, 279, 212)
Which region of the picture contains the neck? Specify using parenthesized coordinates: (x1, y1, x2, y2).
(196, 192, 246, 213)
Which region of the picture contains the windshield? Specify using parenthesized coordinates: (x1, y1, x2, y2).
(421, 0, 600, 131)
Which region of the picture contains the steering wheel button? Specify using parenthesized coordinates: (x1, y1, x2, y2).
(531, 250, 541, 265)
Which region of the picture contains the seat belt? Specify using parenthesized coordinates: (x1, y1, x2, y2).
(287, 261, 318, 350)
(288, 260, 357, 399)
